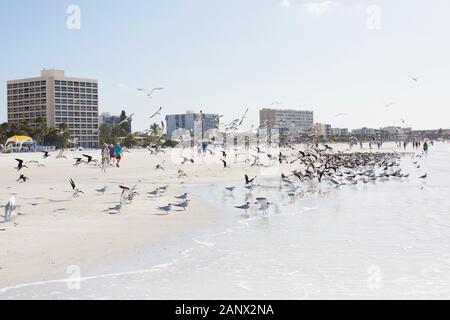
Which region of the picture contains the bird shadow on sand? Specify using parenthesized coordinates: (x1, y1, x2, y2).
(48, 199, 71, 203)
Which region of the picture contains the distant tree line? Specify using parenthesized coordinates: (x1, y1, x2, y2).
(0, 117, 71, 148)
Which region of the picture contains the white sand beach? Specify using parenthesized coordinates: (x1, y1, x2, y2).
(1, 142, 449, 299)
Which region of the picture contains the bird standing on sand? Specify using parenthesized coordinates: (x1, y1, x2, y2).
(157, 204, 172, 215)
(175, 193, 189, 200)
(96, 186, 108, 195)
(235, 202, 250, 213)
(174, 200, 190, 211)
(3, 195, 17, 222)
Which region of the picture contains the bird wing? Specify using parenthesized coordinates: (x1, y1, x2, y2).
(69, 179, 76, 190)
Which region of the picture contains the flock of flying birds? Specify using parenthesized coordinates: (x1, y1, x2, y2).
(1, 135, 430, 227)
(1, 74, 431, 226)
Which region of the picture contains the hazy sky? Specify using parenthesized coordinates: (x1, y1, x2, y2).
(1, 0, 449, 131)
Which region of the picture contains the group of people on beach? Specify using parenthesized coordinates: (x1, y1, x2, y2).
(397, 139, 432, 153)
(101, 143, 123, 168)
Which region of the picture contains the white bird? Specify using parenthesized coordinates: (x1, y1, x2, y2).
(175, 193, 189, 200)
(410, 75, 423, 82)
(3, 195, 17, 222)
(255, 197, 271, 215)
(96, 186, 108, 195)
(174, 200, 190, 211)
(149, 106, 163, 120)
(384, 102, 396, 108)
(118, 113, 134, 126)
(147, 87, 164, 99)
(157, 204, 172, 215)
(148, 188, 161, 197)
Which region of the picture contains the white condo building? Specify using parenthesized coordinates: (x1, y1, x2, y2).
(260, 108, 314, 135)
(7, 69, 99, 148)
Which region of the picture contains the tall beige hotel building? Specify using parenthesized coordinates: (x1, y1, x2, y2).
(7, 69, 99, 148)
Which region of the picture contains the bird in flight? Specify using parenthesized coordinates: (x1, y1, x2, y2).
(42, 151, 51, 159)
(147, 87, 164, 99)
(69, 178, 84, 197)
(149, 106, 163, 120)
(384, 102, 396, 108)
(245, 174, 256, 185)
(410, 75, 423, 82)
(118, 113, 134, 126)
(334, 113, 348, 117)
(239, 108, 249, 126)
(156, 161, 166, 170)
(17, 175, 30, 183)
(15, 159, 28, 171)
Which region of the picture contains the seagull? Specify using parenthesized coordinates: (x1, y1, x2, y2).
(156, 161, 166, 170)
(178, 170, 188, 178)
(106, 199, 125, 214)
(225, 186, 236, 192)
(96, 186, 108, 195)
(3, 195, 17, 223)
(148, 188, 161, 197)
(410, 75, 423, 82)
(419, 173, 427, 179)
(175, 193, 189, 200)
(334, 113, 348, 117)
(156, 204, 172, 215)
(15, 159, 28, 171)
(239, 108, 249, 126)
(69, 178, 84, 197)
(17, 175, 30, 183)
(118, 113, 134, 126)
(68, 137, 79, 145)
(147, 87, 164, 99)
(384, 102, 396, 108)
(181, 157, 194, 165)
(149, 106, 163, 120)
(235, 202, 250, 213)
(174, 200, 190, 211)
(255, 198, 271, 215)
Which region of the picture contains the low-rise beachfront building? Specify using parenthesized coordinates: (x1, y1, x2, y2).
(7, 69, 99, 148)
(351, 127, 379, 139)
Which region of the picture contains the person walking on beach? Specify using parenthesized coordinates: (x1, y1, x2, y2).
(114, 143, 123, 167)
(109, 144, 115, 166)
(101, 143, 109, 168)
(423, 140, 429, 154)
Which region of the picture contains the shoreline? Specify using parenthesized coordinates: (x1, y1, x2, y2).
(0, 142, 418, 290)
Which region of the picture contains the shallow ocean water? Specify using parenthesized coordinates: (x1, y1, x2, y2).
(2, 143, 450, 299)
